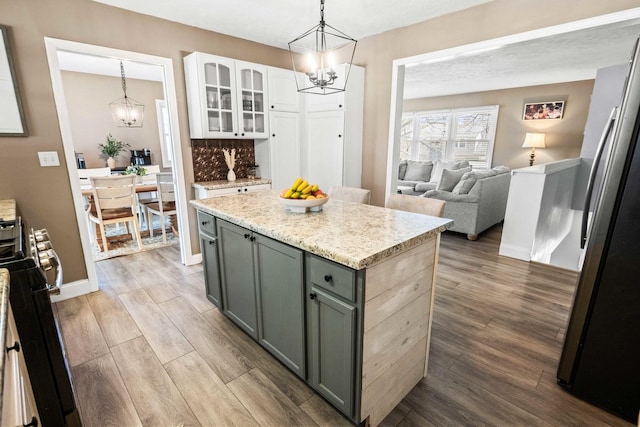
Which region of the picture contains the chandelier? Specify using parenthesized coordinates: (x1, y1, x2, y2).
(288, 0, 357, 95)
(109, 61, 144, 127)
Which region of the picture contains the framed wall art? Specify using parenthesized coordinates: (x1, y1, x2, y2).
(0, 24, 28, 136)
(523, 100, 565, 121)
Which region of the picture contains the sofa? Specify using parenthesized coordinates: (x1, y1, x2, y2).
(397, 159, 471, 195)
(422, 166, 511, 240)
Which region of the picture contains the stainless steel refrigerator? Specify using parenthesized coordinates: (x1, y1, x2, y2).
(557, 39, 640, 423)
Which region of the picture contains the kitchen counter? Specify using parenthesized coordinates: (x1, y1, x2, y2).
(190, 190, 451, 270)
(0, 199, 16, 222)
(192, 178, 271, 190)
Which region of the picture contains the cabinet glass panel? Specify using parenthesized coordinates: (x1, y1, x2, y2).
(204, 63, 218, 85)
(220, 88, 232, 110)
(253, 70, 264, 91)
(241, 69, 252, 90)
(206, 87, 219, 109)
(255, 113, 265, 133)
(255, 93, 264, 112)
(242, 91, 253, 112)
(207, 111, 220, 132)
(221, 112, 234, 132)
(219, 65, 231, 87)
(243, 113, 254, 133)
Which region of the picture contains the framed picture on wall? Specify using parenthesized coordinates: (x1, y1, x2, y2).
(0, 24, 28, 136)
(523, 101, 565, 120)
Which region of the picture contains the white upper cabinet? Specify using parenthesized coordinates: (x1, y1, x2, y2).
(267, 67, 302, 112)
(235, 61, 268, 138)
(184, 52, 268, 139)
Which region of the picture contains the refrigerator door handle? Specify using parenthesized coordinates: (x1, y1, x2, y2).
(581, 107, 618, 249)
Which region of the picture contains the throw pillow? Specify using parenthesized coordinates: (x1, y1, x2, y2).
(452, 172, 478, 194)
(474, 169, 498, 179)
(398, 160, 408, 180)
(492, 165, 510, 174)
(403, 160, 433, 182)
(429, 161, 456, 183)
(437, 167, 472, 192)
(454, 160, 470, 169)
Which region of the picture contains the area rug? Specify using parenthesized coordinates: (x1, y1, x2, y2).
(91, 220, 178, 262)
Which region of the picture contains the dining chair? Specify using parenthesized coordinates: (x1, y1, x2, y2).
(78, 167, 112, 242)
(144, 172, 177, 244)
(88, 175, 143, 255)
(385, 193, 446, 217)
(328, 185, 371, 204)
(136, 165, 162, 228)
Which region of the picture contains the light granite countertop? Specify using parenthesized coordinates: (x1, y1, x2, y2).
(192, 178, 271, 190)
(0, 199, 16, 222)
(190, 190, 452, 270)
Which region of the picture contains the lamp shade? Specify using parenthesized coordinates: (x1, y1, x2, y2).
(522, 132, 546, 148)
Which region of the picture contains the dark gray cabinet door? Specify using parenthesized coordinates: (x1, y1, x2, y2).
(255, 235, 305, 378)
(200, 233, 222, 309)
(217, 220, 258, 339)
(307, 287, 356, 417)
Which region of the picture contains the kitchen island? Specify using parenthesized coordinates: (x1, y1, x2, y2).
(191, 190, 451, 426)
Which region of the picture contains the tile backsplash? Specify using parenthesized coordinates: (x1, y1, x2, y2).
(192, 139, 255, 182)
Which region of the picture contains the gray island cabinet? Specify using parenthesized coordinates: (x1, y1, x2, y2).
(191, 190, 451, 426)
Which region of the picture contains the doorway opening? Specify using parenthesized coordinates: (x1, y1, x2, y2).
(44, 38, 196, 299)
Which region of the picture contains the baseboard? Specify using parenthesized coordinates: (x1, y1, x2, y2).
(498, 244, 531, 261)
(50, 279, 92, 303)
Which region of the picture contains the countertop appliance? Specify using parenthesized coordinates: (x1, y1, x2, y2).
(0, 217, 82, 426)
(130, 148, 152, 166)
(557, 38, 640, 423)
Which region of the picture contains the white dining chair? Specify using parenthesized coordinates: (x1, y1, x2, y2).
(88, 175, 143, 255)
(136, 165, 162, 228)
(385, 193, 446, 217)
(78, 167, 112, 242)
(328, 186, 371, 204)
(144, 172, 177, 243)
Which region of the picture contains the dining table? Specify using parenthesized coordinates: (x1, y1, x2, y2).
(81, 181, 178, 251)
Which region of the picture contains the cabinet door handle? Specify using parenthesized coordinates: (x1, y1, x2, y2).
(201, 220, 210, 226)
(244, 188, 248, 192)
(244, 233, 250, 239)
(250, 236, 256, 242)
(324, 274, 332, 282)
(272, 134, 276, 137)
(338, 104, 343, 108)
(234, 133, 238, 136)
(338, 134, 342, 138)
(237, 188, 242, 192)
(24, 417, 38, 427)
(271, 105, 275, 109)
(241, 133, 245, 136)
(309, 292, 317, 300)
(6, 341, 20, 353)
(208, 239, 217, 245)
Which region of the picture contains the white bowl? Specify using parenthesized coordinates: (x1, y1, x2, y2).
(278, 196, 329, 213)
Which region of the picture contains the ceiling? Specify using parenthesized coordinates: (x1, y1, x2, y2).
(82, 2, 640, 99)
(91, 0, 495, 50)
(403, 18, 640, 98)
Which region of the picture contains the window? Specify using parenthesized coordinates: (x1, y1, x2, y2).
(400, 105, 499, 170)
(155, 99, 173, 168)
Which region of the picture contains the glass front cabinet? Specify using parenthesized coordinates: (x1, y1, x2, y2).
(184, 52, 269, 139)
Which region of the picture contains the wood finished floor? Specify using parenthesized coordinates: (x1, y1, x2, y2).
(55, 226, 634, 427)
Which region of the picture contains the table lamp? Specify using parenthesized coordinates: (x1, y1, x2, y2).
(522, 132, 546, 166)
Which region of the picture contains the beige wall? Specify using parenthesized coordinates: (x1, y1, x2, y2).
(403, 79, 595, 169)
(62, 71, 165, 169)
(0, 0, 637, 282)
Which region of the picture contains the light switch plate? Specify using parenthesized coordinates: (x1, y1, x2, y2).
(38, 151, 60, 167)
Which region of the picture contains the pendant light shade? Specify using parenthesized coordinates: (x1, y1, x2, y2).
(109, 61, 144, 127)
(288, 0, 357, 95)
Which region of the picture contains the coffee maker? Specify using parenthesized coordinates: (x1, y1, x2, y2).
(130, 149, 152, 166)
(75, 152, 86, 169)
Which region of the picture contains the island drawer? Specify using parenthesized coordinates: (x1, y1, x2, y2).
(197, 211, 216, 235)
(308, 255, 356, 302)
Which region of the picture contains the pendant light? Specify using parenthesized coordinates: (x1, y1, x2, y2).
(109, 61, 144, 127)
(288, 0, 357, 95)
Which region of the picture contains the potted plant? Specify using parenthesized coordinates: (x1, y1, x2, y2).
(124, 165, 147, 182)
(99, 134, 130, 168)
